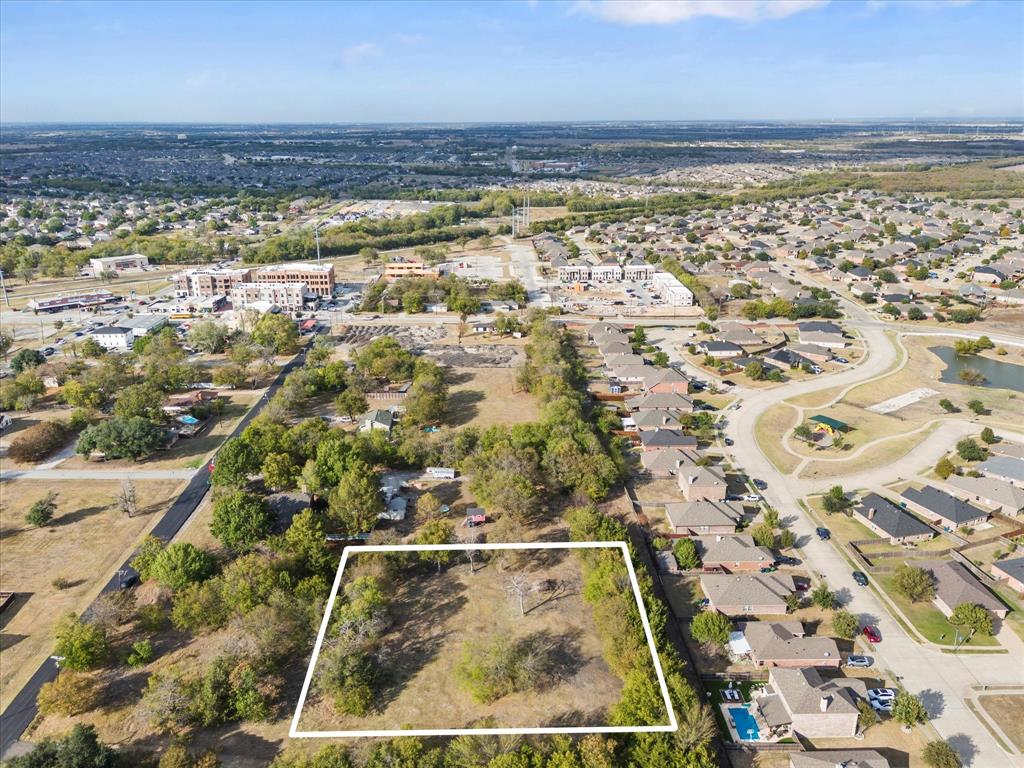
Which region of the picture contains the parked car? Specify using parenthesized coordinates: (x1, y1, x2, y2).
(775, 555, 799, 566)
(723, 437, 734, 446)
(846, 655, 873, 668)
(816, 527, 831, 540)
(41, 347, 55, 356)
(752, 478, 767, 489)
(743, 494, 761, 502)
(835, 357, 849, 364)
(862, 625, 882, 644)
(722, 379, 736, 387)
(852, 571, 869, 587)
(869, 697, 893, 712)
(868, 687, 896, 701)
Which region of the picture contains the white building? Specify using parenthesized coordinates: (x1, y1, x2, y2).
(89, 253, 149, 277)
(91, 326, 135, 350)
(624, 262, 656, 281)
(230, 281, 307, 312)
(652, 271, 695, 306)
(591, 263, 623, 282)
(557, 262, 592, 282)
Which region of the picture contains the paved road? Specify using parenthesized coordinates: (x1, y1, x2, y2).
(0, 349, 306, 759)
(0, 469, 197, 481)
(721, 299, 1024, 767)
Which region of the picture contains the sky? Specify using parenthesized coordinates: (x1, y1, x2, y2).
(0, 0, 1021, 123)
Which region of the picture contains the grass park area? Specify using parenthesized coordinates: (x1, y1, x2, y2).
(297, 547, 658, 732)
(0, 478, 183, 709)
(979, 694, 1024, 753)
(754, 403, 801, 475)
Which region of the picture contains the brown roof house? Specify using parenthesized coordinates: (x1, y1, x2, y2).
(701, 572, 795, 616)
(626, 391, 694, 413)
(947, 475, 1024, 516)
(695, 534, 774, 572)
(644, 367, 691, 395)
(678, 465, 728, 501)
(664, 500, 743, 535)
(753, 667, 867, 739)
(735, 621, 842, 669)
(789, 750, 890, 768)
(632, 409, 683, 431)
(640, 447, 702, 477)
(918, 559, 1008, 620)
(639, 428, 698, 452)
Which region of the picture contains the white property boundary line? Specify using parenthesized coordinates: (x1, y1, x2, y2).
(289, 541, 678, 738)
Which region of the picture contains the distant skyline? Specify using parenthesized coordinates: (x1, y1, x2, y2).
(1, 0, 1021, 123)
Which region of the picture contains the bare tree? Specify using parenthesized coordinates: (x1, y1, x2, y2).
(460, 531, 483, 574)
(117, 479, 138, 518)
(507, 572, 532, 616)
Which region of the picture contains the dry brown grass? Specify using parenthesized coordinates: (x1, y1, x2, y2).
(297, 548, 651, 731)
(0, 479, 183, 709)
(979, 694, 1024, 752)
(444, 367, 540, 430)
(754, 403, 801, 475)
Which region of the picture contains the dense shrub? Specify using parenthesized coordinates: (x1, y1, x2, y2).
(7, 419, 70, 462)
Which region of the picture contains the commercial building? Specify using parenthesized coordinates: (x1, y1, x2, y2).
(90, 326, 135, 350)
(652, 271, 695, 306)
(175, 267, 253, 298)
(253, 262, 335, 297)
(382, 260, 439, 280)
(89, 253, 149, 277)
(28, 290, 118, 313)
(230, 282, 307, 312)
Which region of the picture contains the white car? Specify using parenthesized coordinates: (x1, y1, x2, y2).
(868, 688, 896, 701)
(869, 698, 893, 712)
(743, 494, 761, 502)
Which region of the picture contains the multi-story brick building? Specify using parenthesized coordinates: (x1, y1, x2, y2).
(253, 262, 335, 297)
(175, 267, 253, 298)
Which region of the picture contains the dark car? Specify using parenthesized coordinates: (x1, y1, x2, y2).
(775, 556, 799, 566)
(862, 625, 882, 644)
(816, 527, 831, 540)
(852, 571, 869, 587)
(724, 437, 734, 446)
(722, 379, 737, 387)
(752, 478, 767, 490)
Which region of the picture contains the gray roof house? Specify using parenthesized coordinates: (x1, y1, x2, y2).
(789, 750, 890, 768)
(853, 493, 934, 545)
(754, 667, 867, 738)
(738, 621, 842, 669)
(626, 391, 694, 412)
(695, 534, 775, 572)
(991, 556, 1024, 595)
(639, 429, 698, 451)
(918, 559, 1008, 619)
(701, 572, 796, 616)
(632, 409, 683, 431)
(640, 447, 702, 477)
(901, 485, 990, 529)
(977, 456, 1024, 484)
(946, 475, 1024, 516)
(664, 500, 743, 535)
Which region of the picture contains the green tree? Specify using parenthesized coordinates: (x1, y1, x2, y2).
(892, 689, 928, 727)
(794, 423, 814, 441)
(26, 491, 58, 527)
(967, 399, 986, 415)
(150, 542, 215, 591)
(821, 485, 851, 514)
(210, 437, 259, 487)
(750, 522, 776, 549)
(10, 347, 45, 373)
(743, 361, 766, 381)
(980, 427, 997, 445)
(210, 491, 272, 552)
(857, 698, 878, 733)
(53, 614, 108, 671)
(327, 460, 383, 535)
(958, 368, 985, 386)
(892, 563, 935, 602)
(949, 602, 993, 636)
(4, 724, 119, 768)
(938, 398, 958, 413)
(672, 538, 701, 570)
(0, 329, 12, 362)
(416, 518, 456, 573)
(690, 610, 732, 648)
(956, 438, 987, 462)
(284, 509, 331, 575)
(335, 388, 368, 419)
(832, 609, 859, 639)
(251, 313, 299, 354)
(810, 582, 836, 610)
(262, 451, 299, 491)
(935, 456, 956, 479)
(113, 382, 166, 421)
(37, 671, 101, 716)
(922, 740, 962, 768)
(75, 417, 168, 460)
(187, 320, 231, 354)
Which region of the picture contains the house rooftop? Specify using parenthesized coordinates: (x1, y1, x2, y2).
(854, 493, 934, 540)
(902, 485, 989, 525)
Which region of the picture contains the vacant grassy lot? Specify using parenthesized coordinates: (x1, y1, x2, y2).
(298, 548, 656, 731)
(754, 403, 801, 475)
(0, 478, 183, 709)
(58, 389, 261, 471)
(445, 366, 540, 430)
(979, 694, 1024, 752)
(799, 423, 942, 482)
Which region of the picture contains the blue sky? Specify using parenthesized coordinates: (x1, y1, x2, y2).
(1, 0, 1021, 122)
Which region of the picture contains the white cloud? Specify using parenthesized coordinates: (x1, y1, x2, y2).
(573, 0, 828, 24)
(343, 42, 378, 64)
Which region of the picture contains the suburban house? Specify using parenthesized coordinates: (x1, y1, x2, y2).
(990, 442, 1024, 461)
(605, 353, 646, 368)
(991, 557, 1024, 595)
(626, 391, 694, 413)
(640, 447, 702, 477)
(639, 429, 698, 451)
(977, 456, 1024, 485)
(853, 493, 935, 545)
(700, 572, 796, 616)
(946, 475, 1024, 516)
(790, 751, 890, 768)
(753, 667, 867, 739)
(90, 325, 135, 351)
(677, 465, 728, 501)
(359, 409, 394, 434)
(917, 560, 1008, 619)
(644, 368, 692, 395)
(733, 621, 842, 669)
(632, 409, 683, 431)
(697, 340, 744, 359)
(901, 485, 990, 530)
(789, 343, 833, 364)
(797, 321, 847, 349)
(695, 534, 775, 572)
(663, 500, 743, 535)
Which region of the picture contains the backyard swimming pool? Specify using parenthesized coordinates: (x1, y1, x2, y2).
(728, 705, 761, 741)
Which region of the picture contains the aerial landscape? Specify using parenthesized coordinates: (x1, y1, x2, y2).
(0, 2, 1023, 768)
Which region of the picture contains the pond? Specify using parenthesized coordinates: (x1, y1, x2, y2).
(929, 346, 1024, 393)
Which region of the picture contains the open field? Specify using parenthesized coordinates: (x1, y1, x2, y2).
(754, 403, 801, 475)
(444, 366, 540, 430)
(0, 478, 183, 709)
(297, 547, 655, 731)
(978, 694, 1024, 752)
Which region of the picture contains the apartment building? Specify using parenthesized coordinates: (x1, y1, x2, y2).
(175, 267, 253, 298)
(230, 282, 307, 311)
(253, 262, 335, 297)
(652, 271, 695, 306)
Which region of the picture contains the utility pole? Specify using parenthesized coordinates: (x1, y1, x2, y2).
(314, 224, 322, 263)
(0, 268, 9, 307)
